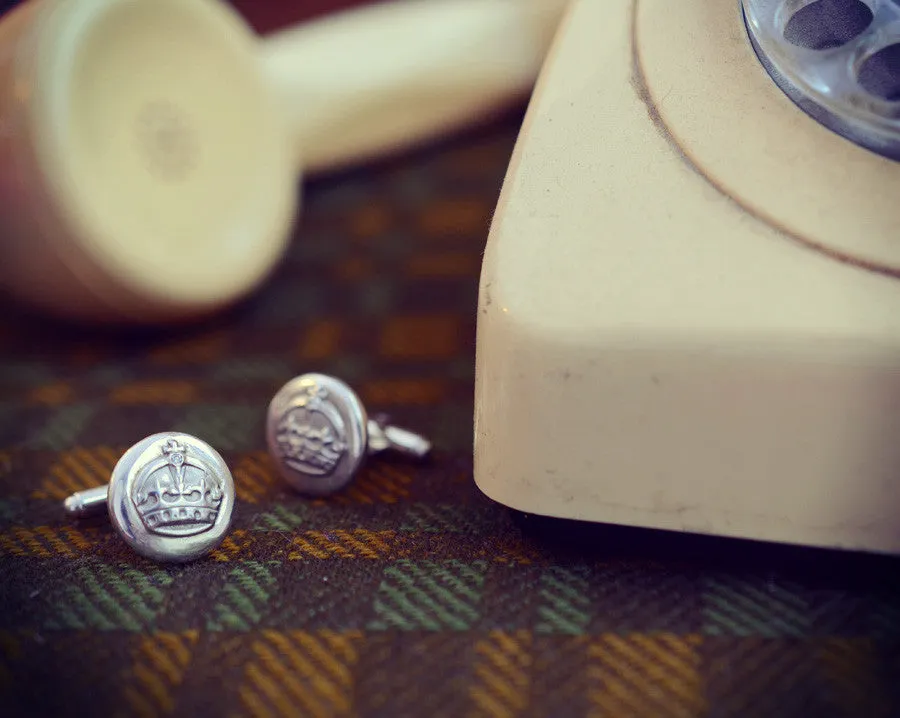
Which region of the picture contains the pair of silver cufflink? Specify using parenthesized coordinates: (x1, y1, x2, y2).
(63, 373, 431, 563)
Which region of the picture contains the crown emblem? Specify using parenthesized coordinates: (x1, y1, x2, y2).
(274, 383, 347, 476)
(131, 438, 223, 537)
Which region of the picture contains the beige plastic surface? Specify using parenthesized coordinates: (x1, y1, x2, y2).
(261, 0, 566, 174)
(641, 0, 900, 274)
(50, 0, 297, 319)
(0, 0, 296, 322)
(474, 0, 900, 554)
(0, 0, 565, 323)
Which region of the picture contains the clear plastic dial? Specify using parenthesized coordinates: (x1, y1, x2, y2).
(743, 0, 900, 159)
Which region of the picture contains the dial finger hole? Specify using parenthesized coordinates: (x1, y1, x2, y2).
(857, 41, 900, 100)
(782, 0, 874, 50)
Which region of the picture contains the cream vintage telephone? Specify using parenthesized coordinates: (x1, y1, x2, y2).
(475, 0, 900, 554)
(0, 0, 565, 323)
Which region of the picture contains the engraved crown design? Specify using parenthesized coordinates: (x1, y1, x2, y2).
(275, 383, 348, 476)
(131, 438, 223, 537)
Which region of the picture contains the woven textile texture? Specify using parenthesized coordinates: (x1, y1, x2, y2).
(3, 3, 900, 716)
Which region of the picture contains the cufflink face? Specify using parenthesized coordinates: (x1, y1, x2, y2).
(266, 373, 368, 496)
(107, 432, 235, 562)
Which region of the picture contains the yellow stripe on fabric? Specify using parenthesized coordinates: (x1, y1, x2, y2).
(232, 452, 278, 504)
(288, 530, 400, 560)
(148, 330, 228, 364)
(298, 320, 343, 360)
(311, 464, 412, 506)
(209, 530, 255, 562)
(238, 630, 363, 718)
(28, 382, 75, 405)
(379, 315, 462, 360)
(469, 630, 531, 718)
(586, 633, 705, 718)
(0, 526, 97, 557)
(31, 447, 121, 500)
(110, 380, 198, 404)
(123, 631, 199, 718)
(360, 378, 448, 406)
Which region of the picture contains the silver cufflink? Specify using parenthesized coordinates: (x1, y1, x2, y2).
(63, 432, 235, 563)
(266, 373, 432, 496)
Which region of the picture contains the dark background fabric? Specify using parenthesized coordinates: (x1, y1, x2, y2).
(2, 2, 900, 716)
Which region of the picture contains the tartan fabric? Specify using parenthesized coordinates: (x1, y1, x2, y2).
(2, 6, 900, 717)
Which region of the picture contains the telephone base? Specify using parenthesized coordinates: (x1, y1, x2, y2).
(473, 0, 900, 554)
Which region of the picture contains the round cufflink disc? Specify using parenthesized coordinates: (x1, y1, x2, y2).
(266, 373, 368, 496)
(107, 432, 235, 562)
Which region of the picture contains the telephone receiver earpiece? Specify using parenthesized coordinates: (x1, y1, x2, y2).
(0, 0, 567, 324)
